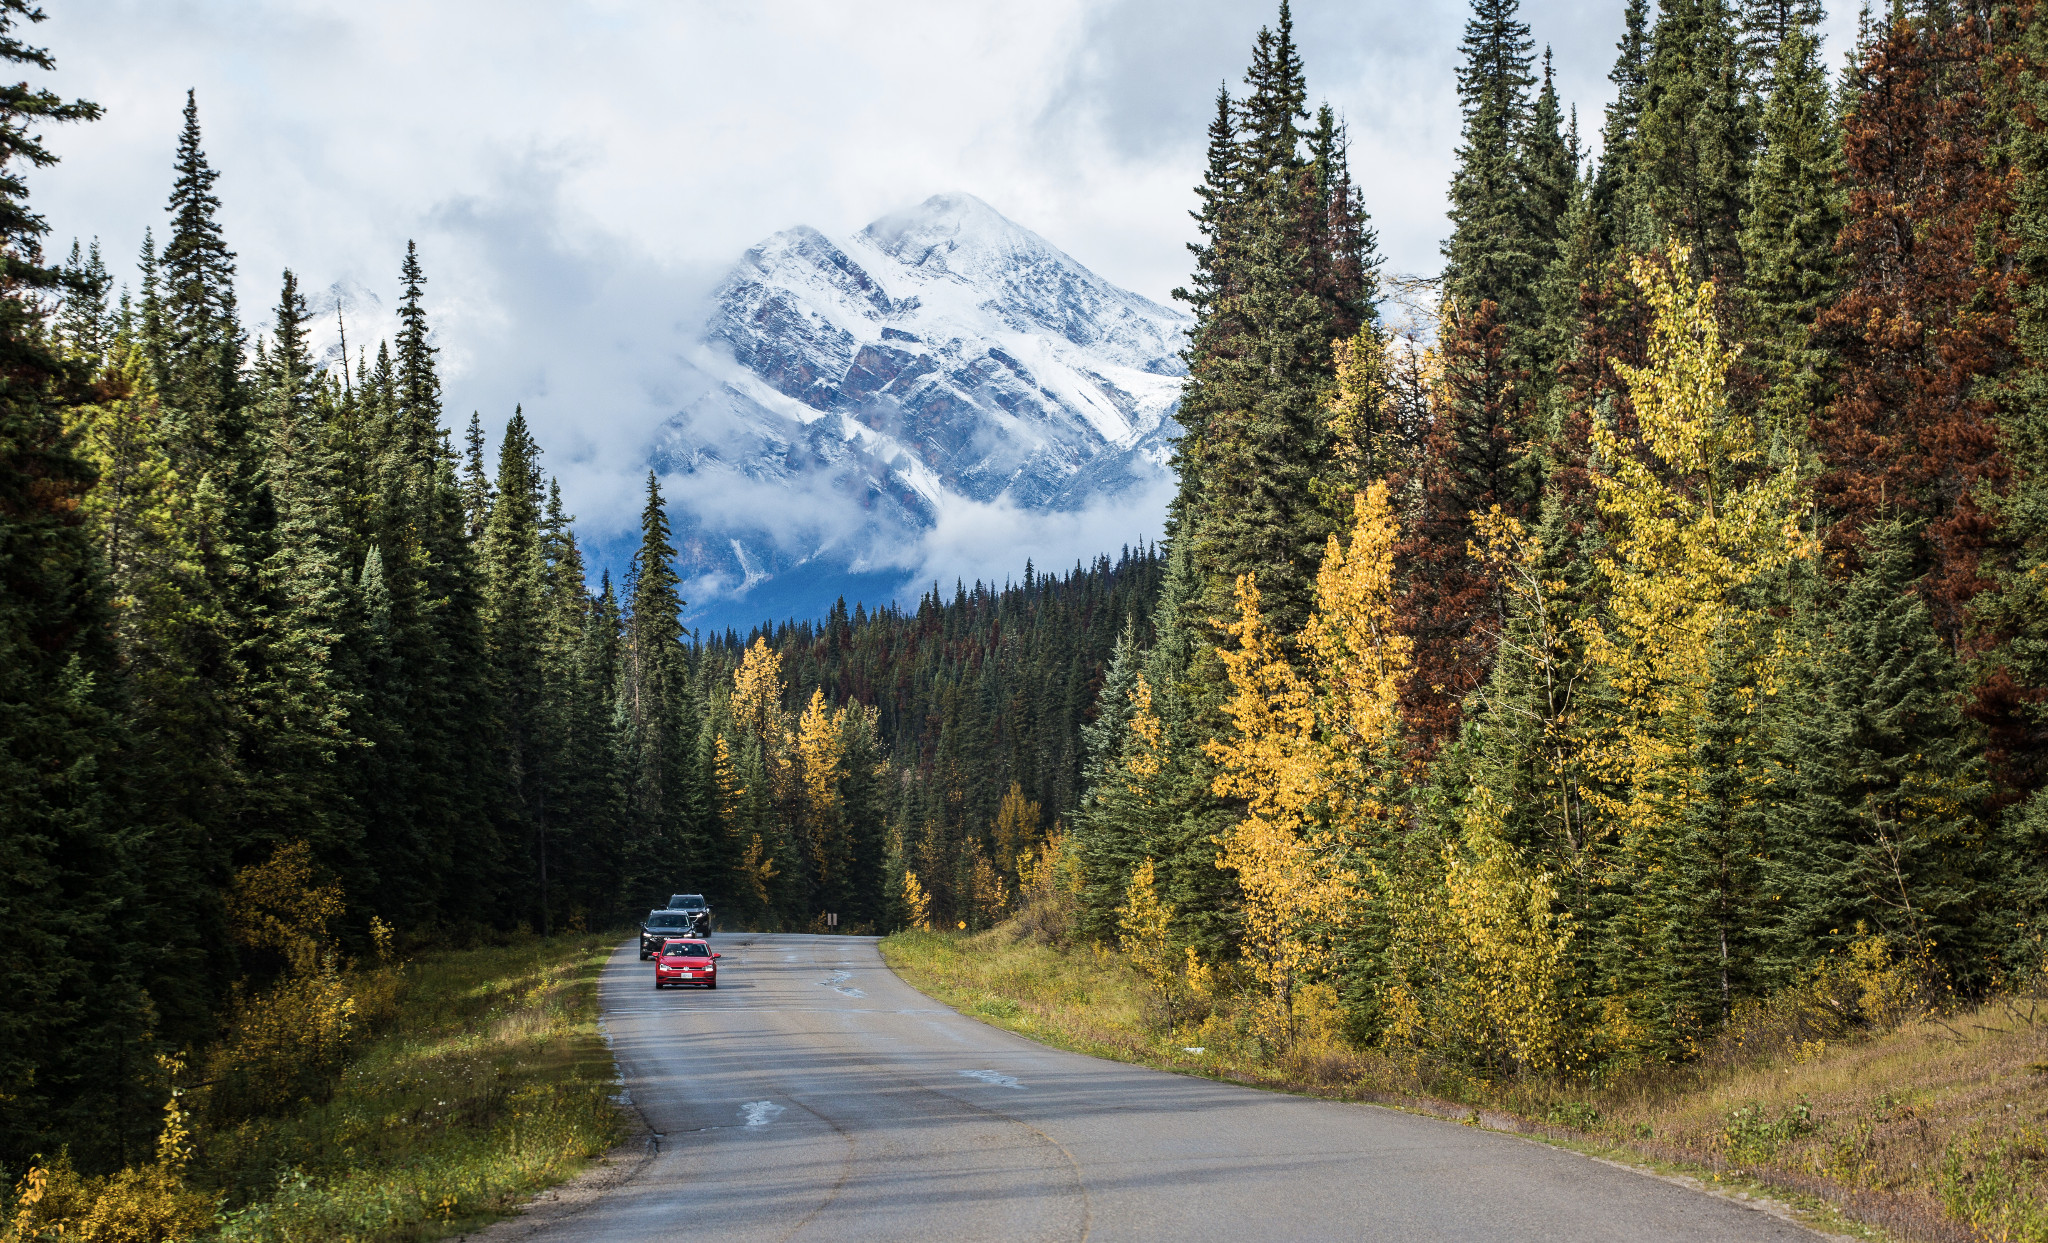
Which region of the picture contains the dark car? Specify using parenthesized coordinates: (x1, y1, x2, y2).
(653, 938, 719, 989)
(639, 909, 699, 959)
(667, 893, 712, 936)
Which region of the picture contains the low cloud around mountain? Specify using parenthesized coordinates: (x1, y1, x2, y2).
(647, 192, 1188, 628)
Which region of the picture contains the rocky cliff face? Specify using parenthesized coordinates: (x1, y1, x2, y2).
(651, 192, 1187, 623)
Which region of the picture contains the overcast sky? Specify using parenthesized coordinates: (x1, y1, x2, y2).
(29, 0, 1859, 580)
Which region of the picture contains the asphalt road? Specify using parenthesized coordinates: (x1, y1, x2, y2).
(525, 933, 1815, 1242)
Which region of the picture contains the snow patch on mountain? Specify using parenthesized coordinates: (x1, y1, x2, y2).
(650, 192, 1187, 624)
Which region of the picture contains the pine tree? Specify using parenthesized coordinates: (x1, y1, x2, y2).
(55, 236, 112, 364)
(1635, 0, 1756, 279)
(461, 410, 494, 542)
(1074, 623, 1149, 939)
(1521, 48, 1578, 377)
(365, 243, 498, 924)
(1760, 525, 1990, 985)
(0, 0, 158, 1171)
(1739, 22, 1842, 440)
(481, 409, 548, 921)
(1443, 0, 1540, 340)
(1649, 637, 1764, 1037)
(1173, 3, 1381, 639)
(156, 90, 244, 441)
(1393, 299, 1539, 757)
(1811, 10, 2015, 645)
(1594, 0, 1656, 251)
(1740, 0, 1826, 96)
(620, 472, 704, 895)
(245, 269, 358, 867)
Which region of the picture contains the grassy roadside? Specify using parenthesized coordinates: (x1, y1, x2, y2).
(4, 932, 631, 1242)
(883, 927, 2048, 1243)
(196, 933, 627, 1241)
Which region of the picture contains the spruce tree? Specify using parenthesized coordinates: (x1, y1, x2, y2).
(1521, 48, 1578, 347)
(461, 410, 494, 541)
(1739, 22, 1841, 440)
(157, 90, 244, 439)
(0, 0, 164, 1171)
(55, 236, 112, 364)
(1635, 0, 1756, 278)
(1740, 0, 1826, 96)
(246, 268, 358, 867)
(481, 409, 548, 921)
(1650, 637, 1765, 1036)
(1443, 0, 1540, 340)
(620, 472, 704, 894)
(1074, 623, 1147, 939)
(1593, 0, 1655, 251)
(1760, 526, 1990, 985)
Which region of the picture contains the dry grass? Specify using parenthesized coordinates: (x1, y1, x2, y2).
(883, 925, 2048, 1243)
(198, 933, 626, 1241)
(1590, 996, 2048, 1242)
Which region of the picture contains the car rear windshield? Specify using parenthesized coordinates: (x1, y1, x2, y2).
(668, 895, 706, 909)
(662, 943, 710, 958)
(646, 913, 688, 928)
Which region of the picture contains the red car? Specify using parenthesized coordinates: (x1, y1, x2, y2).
(654, 938, 720, 989)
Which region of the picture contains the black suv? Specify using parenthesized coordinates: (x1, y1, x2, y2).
(639, 909, 700, 959)
(668, 894, 712, 935)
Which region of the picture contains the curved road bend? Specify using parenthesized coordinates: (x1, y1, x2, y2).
(529, 933, 1813, 1243)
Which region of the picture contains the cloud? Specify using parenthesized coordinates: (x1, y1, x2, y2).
(907, 470, 1180, 591)
(25, 0, 1870, 602)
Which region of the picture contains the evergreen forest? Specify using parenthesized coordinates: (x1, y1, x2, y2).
(1071, 0, 2048, 1081)
(6, 0, 2048, 1192)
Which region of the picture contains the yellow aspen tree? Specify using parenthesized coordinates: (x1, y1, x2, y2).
(1303, 481, 1412, 828)
(1124, 674, 1167, 793)
(1117, 858, 1179, 1003)
(740, 833, 779, 908)
(209, 843, 358, 1116)
(1584, 249, 1813, 849)
(711, 734, 742, 823)
(730, 637, 791, 794)
(993, 782, 1043, 880)
(903, 870, 934, 931)
(1430, 788, 1573, 1074)
(966, 844, 1010, 929)
(1209, 482, 1410, 1047)
(796, 688, 847, 887)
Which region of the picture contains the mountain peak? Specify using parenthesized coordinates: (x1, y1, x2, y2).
(653, 193, 1187, 626)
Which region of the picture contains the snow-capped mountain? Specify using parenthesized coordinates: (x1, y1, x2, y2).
(650, 192, 1188, 624)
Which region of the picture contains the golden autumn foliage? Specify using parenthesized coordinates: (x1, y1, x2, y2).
(1117, 859, 1179, 1004)
(1584, 249, 1813, 843)
(796, 688, 848, 884)
(796, 688, 844, 826)
(1209, 482, 1408, 1046)
(1126, 675, 1166, 782)
(203, 843, 359, 1120)
(993, 783, 1043, 879)
(2, 1053, 219, 1243)
(729, 637, 792, 793)
(738, 833, 779, 908)
(1383, 788, 1575, 1076)
(966, 846, 1011, 930)
(711, 734, 742, 822)
(903, 870, 935, 932)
